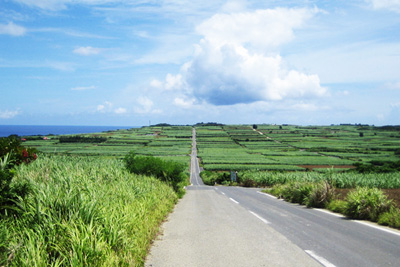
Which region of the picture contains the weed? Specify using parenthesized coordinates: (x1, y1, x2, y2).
(378, 207, 400, 228)
(345, 187, 393, 221)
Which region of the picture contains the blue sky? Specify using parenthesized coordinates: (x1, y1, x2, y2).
(0, 0, 399, 126)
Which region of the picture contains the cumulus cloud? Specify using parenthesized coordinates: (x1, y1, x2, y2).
(158, 7, 327, 106)
(0, 22, 26, 36)
(196, 8, 315, 51)
(0, 109, 21, 119)
(73, 46, 101, 56)
(174, 97, 196, 108)
(134, 96, 162, 114)
(367, 0, 400, 12)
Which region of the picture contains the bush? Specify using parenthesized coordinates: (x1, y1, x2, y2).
(378, 207, 400, 228)
(345, 188, 393, 221)
(274, 182, 314, 205)
(1, 137, 37, 216)
(326, 199, 347, 214)
(0, 136, 37, 165)
(200, 171, 230, 186)
(124, 152, 187, 197)
(306, 181, 335, 208)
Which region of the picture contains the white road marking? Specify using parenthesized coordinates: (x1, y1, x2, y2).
(249, 211, 270, 225)
(305, 250, 336, 267)
(229, 198, 239, 204)
(256, 191, 277, 199)
(353, 220, 400, 237)
(314, 208, 345, 218)
(221, 192, 226, 195)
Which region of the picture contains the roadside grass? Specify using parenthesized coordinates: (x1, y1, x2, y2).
(1, 155, 178, 266)
(264, 184, 400, 229)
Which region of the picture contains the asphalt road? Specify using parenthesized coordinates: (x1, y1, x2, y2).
(146, 128, 400, 266)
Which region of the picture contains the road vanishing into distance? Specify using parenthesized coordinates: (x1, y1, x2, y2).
(146, 128, 400, 267)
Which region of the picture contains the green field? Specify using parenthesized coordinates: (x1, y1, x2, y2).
(23, 124, 400, 175)
(2, 123, 400, 265)
(196, 124, 400, 172)
(23, 126, 193, 166)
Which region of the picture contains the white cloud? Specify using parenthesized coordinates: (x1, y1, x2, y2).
(13, 0, 69, 11)
(73, 46, 101, 56)
(96, 101, 112, 112)
(13, 0, 123, 11)
(114, 107, 127, 114)
(71, 85, 96, 91)
(0, 22, 27, 36)
(154, 7, 326, 106)
(150, 79, 163, 88)
(174, 97, 196, 108)
(196, 8, 316, 51)
(134, 96, 162, 114)
(165, 74, 183, 90)
(0, 109, 21, 119)
(367, 0, 400, 12)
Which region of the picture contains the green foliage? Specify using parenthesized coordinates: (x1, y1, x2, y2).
(353, 160, 400, 173)
(1, 156, 177, 266)
(345, 188, 393, 221)
(305, 181, 335, 208)
(271, 182, 314, 205)
(378, 207, 400, 228)
(200, 171, 230, 185)
(1, 137, 37, 215)
(0, 136, 38, 165)
(236, 170, 400, 189)
(124, 151, 187, 196)
(326, 199, 347, 214)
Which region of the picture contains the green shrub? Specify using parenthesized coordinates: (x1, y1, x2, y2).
(200, 171, 230, 185)
(345, 188, 393, 221)
(378, 207, 400, 228)
(263, 184, 286, 198)
(1, 141, 36, 216)
(326, 199, 347, 214)
(305, 181, 335, 208)
(0, 136, 37, 166)
(274, 182, 314, 205)
(124, 151, 187, 196)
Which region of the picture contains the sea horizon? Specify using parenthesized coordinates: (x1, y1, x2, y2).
(0, 125, 139, 137)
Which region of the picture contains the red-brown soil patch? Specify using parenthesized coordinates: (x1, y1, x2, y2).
(335, 188, 400, 208)
(298, 165, 356, 170)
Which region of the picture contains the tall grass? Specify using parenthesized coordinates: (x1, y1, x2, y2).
(1, 155, 177, 266)
(240, 170, 400, 189)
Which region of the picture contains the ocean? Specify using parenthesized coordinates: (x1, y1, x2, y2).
(0, 125, 136, 137)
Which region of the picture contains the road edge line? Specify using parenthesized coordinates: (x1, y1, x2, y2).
(305, 250, 336, 267)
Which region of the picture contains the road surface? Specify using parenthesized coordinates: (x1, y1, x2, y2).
(146, 128, 400, 266)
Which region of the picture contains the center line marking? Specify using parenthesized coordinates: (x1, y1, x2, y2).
(229, 198, 239, 204)
(305, 250, 336, 267)
(249, 211, 270, 224)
